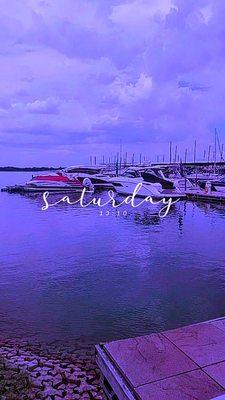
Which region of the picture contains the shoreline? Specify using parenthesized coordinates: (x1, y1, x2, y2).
(0, 168, 62, 172)
(0, 337, 103, 399)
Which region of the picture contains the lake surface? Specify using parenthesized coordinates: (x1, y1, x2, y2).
(0, 172, 225, 344)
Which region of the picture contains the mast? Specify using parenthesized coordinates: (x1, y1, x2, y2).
(119, 139, 122, 171)
(174, 145, 178, 163)
(207, 145, 211, 163)
(216, 129, 224, 162)
(169, 141, 172, 164)
(193, 139, 197, 164)
(214, 128, 217, 173)
(203, 149, 206, 162)
(184, 148, 187, 164)
(221, 144, 224, 162)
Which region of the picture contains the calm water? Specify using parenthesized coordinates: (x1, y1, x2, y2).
(0, 172, 225, 344)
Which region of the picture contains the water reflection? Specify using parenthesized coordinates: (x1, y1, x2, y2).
(0, 172, 225, 344)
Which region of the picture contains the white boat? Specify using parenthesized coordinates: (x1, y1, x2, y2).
(64, 165, 114, 190)
(110, 168, 185, 199)
(141, 167, 190, 193)
(185, 173, 219, 182)
(109, 176, 163, 198)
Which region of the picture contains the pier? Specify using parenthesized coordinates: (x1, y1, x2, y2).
(96, 317, 225, 400)
(186, 190, 225, 204)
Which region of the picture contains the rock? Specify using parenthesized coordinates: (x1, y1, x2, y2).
(72, 395, 81, 400)
(80, 394, 90, 400)
(0, 339, 103, 399)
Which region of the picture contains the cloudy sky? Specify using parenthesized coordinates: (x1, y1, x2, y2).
(0, 0, 225, 166)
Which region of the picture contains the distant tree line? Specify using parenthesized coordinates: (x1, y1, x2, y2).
(0, 166, 62, 172)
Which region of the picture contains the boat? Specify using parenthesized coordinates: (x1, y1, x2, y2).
(110, 167, 185, 199)
(186, 172, 219, 183)
(108, 168, 166, 198)
(141, 168, 175, 189)
(5, 171, 94, 193)
(111, 177, 163, 198)
(198, 176, 225, 193)
(143, 166, 194, 192)
(64, 165, 114, 190)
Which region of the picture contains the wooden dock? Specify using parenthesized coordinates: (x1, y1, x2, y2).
(96, 317, 225, 399)
(186, 190, 225, 204)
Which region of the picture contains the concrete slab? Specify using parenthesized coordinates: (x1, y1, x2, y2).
(204, 361, 225, 388)
(136, 370, 225, 400)
(104, 333, 198, 387)
(163, 322, 225, 367)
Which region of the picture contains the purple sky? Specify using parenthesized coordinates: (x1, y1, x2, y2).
(1, 0, 225, 166)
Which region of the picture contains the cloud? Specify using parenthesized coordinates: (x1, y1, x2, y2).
(110, 73, 153, 104)
(26, 97, 60, 114)
(0, 0, 225, 164)
(110, 0, 174, 28)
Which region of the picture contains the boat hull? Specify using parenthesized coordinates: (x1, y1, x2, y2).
(2, 184, 93, 194)
(111, 178, 163, 198)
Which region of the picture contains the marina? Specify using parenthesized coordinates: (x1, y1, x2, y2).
(2, 1, 225, 398)
(1, 162, 225, 400)
(2, 162, 225, 206)
(1, 169, 225, 399)
(1, 109, 225, 400)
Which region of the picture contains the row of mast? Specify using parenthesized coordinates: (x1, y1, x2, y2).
(89, 129, 224, 166)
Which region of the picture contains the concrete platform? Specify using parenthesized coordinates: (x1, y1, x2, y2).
(96, 317, 225, 399)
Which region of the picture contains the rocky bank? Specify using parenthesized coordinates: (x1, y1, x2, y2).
(0, 338, 104, 399)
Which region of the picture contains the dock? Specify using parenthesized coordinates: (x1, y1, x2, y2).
(96, 317, 225, 399)
(186, 190, 225, 204)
